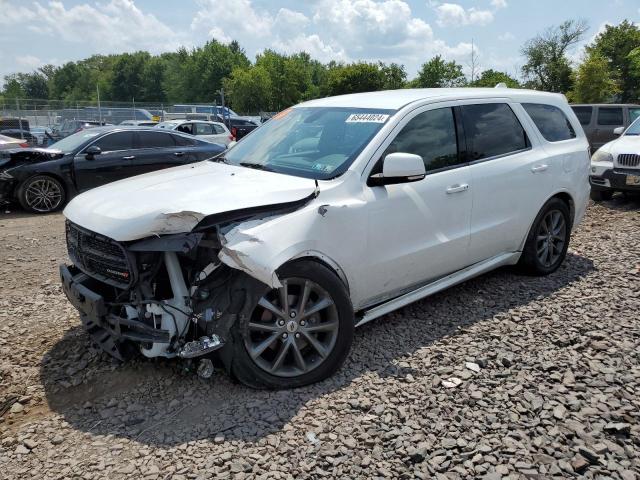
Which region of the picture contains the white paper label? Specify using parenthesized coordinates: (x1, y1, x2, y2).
(345, 113, 389, 123)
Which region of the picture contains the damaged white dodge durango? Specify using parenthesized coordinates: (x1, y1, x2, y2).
(61, 88, 590, 388)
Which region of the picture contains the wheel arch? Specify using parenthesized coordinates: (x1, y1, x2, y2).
(518, 190, 575, 251)
(286, 250, 351, 294)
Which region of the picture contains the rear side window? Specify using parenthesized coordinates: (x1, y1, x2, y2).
(194, 123, 214, 135)
(461, 103, 530, 161)
(571, 106, 593, 125)
(523, 103, 576, 142)
(383, 107, 460, 172)
(629, 108, 640, 123)
(597, 107, 623, 126)
(93, 132, 135, 152)
(212, 124, 226, 134)
(138, 131, 176, 148)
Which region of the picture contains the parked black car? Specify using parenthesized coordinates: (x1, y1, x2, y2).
(211, 115, 259, 140)
(0, 127, 225, 213)
(52, 120, 111, 140)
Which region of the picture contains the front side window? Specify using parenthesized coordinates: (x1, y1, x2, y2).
(138, 131, 176, 148)
(597, 107, 623, 126)
(571, 106, 593, 126)
(222, 107, 394, 180)
(382, 107, 459, 172)
(461, 103, 530, 161)
(523, 103, 576, 142)
(92, 131, 135, 152)
(176, 123, 194, 135)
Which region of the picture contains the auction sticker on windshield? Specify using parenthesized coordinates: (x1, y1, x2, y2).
(345, 113, 389, 123)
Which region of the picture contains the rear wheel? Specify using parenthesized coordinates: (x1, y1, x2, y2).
(225, 261, 354, 389)
(590, 189, 613, 201)
(518, 198, 571, 276)
(18, 175, 66, 213)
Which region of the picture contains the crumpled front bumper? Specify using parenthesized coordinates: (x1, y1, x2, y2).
(59, 264, 170, 360)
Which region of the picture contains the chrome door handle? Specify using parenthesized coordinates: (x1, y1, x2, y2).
(174, 151, 185, 157)
(123, 155, 135, 160)
(531, 164, 548, 173)
(446, 183, 469, 194)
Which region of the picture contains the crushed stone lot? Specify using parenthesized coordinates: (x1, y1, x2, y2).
(0, 199, 639, 480)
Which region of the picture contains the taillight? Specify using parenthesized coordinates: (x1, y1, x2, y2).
(19, 143, 28, 148)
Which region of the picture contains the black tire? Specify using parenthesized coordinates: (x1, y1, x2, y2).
(17, 174, 66, 213)
(223, 260, 354, 389)
(590, 189, 613, 201)
(517, 197, 572, 276)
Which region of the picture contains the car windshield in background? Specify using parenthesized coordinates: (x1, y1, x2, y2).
(50, 130, 101, 153)
(221, 107, 394, 180)
(624, 118, 640, 136)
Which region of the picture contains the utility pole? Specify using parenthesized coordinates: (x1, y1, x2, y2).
(217, 88, 228, 127)
(97, 84, 102, 124)
(132, 97, 136, 121)
(15, 98, 24, 139)
(468, 38, 480, 84)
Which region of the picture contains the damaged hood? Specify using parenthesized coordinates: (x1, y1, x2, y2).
(0, 148, 64, 169)
(63, 161, 318, 241)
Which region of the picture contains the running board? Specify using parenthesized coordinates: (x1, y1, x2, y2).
(355, 252, 520, 327)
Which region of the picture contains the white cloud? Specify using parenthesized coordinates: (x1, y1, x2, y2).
(435, 3, 494, 27)
(191, 0, 472, 74)
(498, 32, 515, 41)
(23, 0, 182, 54)
(491, 0, 508, 9)
(15, 55, 43, 70)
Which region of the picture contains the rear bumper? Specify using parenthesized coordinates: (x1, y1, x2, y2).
(589, 168, 640, 192)
(60, 264, 170, 359)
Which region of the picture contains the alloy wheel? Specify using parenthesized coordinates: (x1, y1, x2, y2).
(24, 178, 63, 212)
(245, 277, 339, 378)
(535, 209, 566, 268)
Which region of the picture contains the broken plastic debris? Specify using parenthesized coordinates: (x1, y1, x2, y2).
(197, 358, 214, 379)
(306, 432, 320, 445)
(441, 377, 462, 388)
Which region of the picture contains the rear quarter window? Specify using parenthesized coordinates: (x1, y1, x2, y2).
(523, 103, 576, 142)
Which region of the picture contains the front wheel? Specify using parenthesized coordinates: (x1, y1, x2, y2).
(518, 198, 571, 276)
(18, 175, 66, 213)
(224, 260, 354, 389)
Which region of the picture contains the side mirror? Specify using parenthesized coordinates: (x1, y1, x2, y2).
(613, 126, 624, 136)
(84, 145, 101, 159)
(368, 152, 426, 186)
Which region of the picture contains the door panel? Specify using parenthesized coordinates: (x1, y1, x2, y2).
(463, 102, 555, 263)
(128, 131, 189, 177)
(362, 105, 471, 304)
(73, 131, 136, 191)
(364, 168, 472, 303)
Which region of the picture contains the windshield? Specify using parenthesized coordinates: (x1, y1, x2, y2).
(221, 107, 394, 180)
(624, 117, 640, 136)
(49, 130, 101, 153)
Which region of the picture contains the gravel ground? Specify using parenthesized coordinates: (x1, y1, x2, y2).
(0, 198, 639, 480)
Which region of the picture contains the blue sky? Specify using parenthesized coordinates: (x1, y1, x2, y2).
(1, 0, 639, 86)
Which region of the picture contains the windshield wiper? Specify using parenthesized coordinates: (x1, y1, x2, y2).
(239, 161, 274, 172)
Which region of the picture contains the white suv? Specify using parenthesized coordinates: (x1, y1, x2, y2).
(60, 88, 590, 388)
(589, 117, 640, 200)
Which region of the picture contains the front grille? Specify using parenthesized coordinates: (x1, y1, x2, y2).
(617, 153, 640, 168)
(66, 221, 133, 288)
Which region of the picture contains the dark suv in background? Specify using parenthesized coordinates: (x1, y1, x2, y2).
(571, 104, 640, 150)
(0, 127, 224, 213)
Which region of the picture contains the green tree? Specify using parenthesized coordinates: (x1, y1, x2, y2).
(110, 52, 151, 101)
(224, 66, 272, 113)
(324, 63, 385, 96)
(570, 53, 618, 103)
(380, 62, 407, 89)
(521, 19, 588, 92)
(471, 69, 520, 88)
(412, 56, 466, 88)
(586, 20, 640, 102)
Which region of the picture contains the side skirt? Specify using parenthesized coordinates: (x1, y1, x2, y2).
(355, 252, 521, 328)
